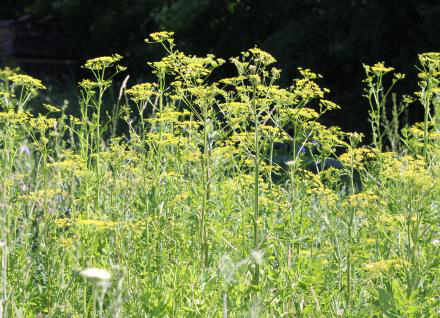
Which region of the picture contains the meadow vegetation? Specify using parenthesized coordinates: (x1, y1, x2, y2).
(0, 32, 440, 317)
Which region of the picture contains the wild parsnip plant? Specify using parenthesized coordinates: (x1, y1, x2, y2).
(362, 62, 409, 153)
(0, 33, 439, 317)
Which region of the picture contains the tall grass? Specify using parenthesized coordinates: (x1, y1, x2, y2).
(0, 34, 439, 317)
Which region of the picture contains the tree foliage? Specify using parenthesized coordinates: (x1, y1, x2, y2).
(1, 0, 439, 135)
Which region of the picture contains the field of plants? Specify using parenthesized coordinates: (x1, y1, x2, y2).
(0, 32, 439, 317)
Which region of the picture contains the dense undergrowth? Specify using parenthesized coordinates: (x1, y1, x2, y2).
(0, 32, 440, 317)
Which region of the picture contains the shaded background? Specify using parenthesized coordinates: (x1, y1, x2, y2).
(1, 0, 439, 141)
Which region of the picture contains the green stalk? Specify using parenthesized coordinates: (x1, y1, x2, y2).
(252, 83, 260, 284)
(201, 98, 210, 267)
(421, 83, 430, 159)
(94, 82, 105, 209)
(346, 207, 353, 312)
(79, 91, 91, 161)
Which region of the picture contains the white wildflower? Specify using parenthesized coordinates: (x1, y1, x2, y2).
(80, 267, 111, 281)
(251, 250, 263, 265)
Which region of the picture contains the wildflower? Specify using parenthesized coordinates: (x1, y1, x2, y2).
(76, 219, 119, 228)
(43, 103, 61, 113)
(248, 47, 277, 65)
(125, 82, 158, 102)
(394, 73, 405, 80)
(319, 99, 340, 111)
(219, 76, 247, 85)
(28, 115, 57, 131)
(292, 78, 325, 100)
(83, 54, 123, 71)
(20, 145, 30, 155)
(364, 259, 404, 272)
(339, 147, 373, 170)
(48, 158, 86, 171)
(80, 267, 111, 281)
(271, 67, 281, 79)
(59, 237, 74, 248)
(347, 192, 379, 208)
(54, 218, 70, 228)
(0, 67, 19, 79)
(79, 79, 99, 91)
(370, 62, 394, 74)
(364, 238, 376, 245)
(219, 102, 250, 118)
(418, 72, 429, 80)
(418, 52, 440, 67)
(145, 31, 175, 43)
(0, 92, 15, 99)
(297, 67, 322, 80)
(431, 87, 440, 95)
(251, 250, 263, 265)
(9, 74, 46, 90)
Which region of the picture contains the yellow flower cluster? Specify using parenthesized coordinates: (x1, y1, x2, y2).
(147, 109, 190, 124)
(55, 218, 121, 230)
(308, 186, 338, 208)
(418, 71, 440, 79)
(43, 103, 61, 113)
(265, 86, 298, 105)
(0, 67, 19, 79)
(297, 68, 322, 80)
(364, 258, 405, 272)
(377, 213, 416, 226)
(83, 54, 123, 71)
(292, 78, 325, 100)
(371, 62, 394, 73)
(170, 192, 190, 206)
(347, 191, 380, 209)
(319, 99, 340, 111)
(181, 147, 202, 162)
(175, 120, 201, 132)
(219, 102, 249, 115)
(248, 47, 277, 66)
(339, 147, 375, 170)
(78, 79, 99, 90)
(379, 153, 434, 188)
(219, 76, 247, 85)
(418, 52, 440, 67)
(0, 110, 32, 124)
(54, 218, 70, 228)
(160, 171, 183, 179)
(145, 31, 175, 43)
(211, 143, 235, 161)
(155, 52, 224, 81)
(363, 62, 394, 74)
(0, 91, 15, 99)
(9, 74, 46, 90)
(19, 188, 65, 201)
(279, 107, 319, 122)
(146, 132, 189, 146)
(48, 156, 86, 172)
(405, 122, 440, 142)
(28, 115, 57, 131)
(126, 82, 158, 102)
(77, 219, 119, 228)
(259, 125, 284, 140)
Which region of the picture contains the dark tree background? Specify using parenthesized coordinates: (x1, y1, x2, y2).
(1, 0, 439, 139)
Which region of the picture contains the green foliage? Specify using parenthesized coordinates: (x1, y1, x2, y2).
(0, 34, 440, 316)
